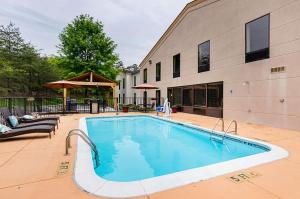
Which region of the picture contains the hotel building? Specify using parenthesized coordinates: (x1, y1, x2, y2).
(139, 0, 300, 130)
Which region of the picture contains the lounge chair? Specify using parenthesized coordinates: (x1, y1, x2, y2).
(0, 108, 58, 129)
(156, 105, 164, 112)
(138, 103, 155, 112)
(0, 125, 55, 139)
(14, 107, 60, 123)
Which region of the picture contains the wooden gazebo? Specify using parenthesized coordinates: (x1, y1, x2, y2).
(44, 72, 117, 109)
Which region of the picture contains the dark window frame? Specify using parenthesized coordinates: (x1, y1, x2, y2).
(122, 78, 125, 89)
(198, 40, 210, 73)
(143, 68, 147, 83)
(245, 14, 270, 63)
(182, 86, 193, 106)
(156, 62, 161, 82)
(173, 53, 180, 78)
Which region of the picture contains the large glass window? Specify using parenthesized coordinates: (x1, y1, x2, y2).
(194, 84, 206, 106)
(173, 54, 180, 78)
(156, 62, 161, 81)
(207, 83, 223, 107)
(182, 87, 193, 106)
(123, 78, 125, 89)
(143, 68, 147, 83)
(246, 14, 270, 63)
(173, 88, 182, 106)
(198, 41, 210, 73)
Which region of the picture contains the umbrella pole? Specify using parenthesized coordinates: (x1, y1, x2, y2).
(63, 87, 67, 116)
(144, 89, 147, 113)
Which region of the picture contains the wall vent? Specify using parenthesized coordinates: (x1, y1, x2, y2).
(271, 66, 285, 73)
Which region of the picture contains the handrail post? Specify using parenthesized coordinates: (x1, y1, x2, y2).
(65, 129, 100, 167)
(210, 118, 224, 139)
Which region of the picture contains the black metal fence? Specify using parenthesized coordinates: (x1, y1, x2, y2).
(0, 97, 165, 114)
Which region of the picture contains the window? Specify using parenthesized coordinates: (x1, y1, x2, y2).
(156, 90, 161, 106)
(134, 93, 137, 105)
(118, 94, 120, 103)
(156, 62, 161, 81)
(134, 76, 136, 86)
(173, 54, 180, 78)
(118, 81, 120, 90)
(194, 84, 206, 106)
(168, 88, 182, 106)
(173, 88, 182, 106)
(123, 93, 125, 104)
(123, 78, 125, 89)
(246, 14, 270, 63)
(198, 41, 210, 73)
(143, 68, 147, 83)
(182, 87, 193, 106)
(207, 83, 223, 107)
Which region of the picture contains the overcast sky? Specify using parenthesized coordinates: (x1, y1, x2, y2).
(0, 0, 190, 66)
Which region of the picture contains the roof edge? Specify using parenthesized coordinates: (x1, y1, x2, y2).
(138, 0, 209, 68)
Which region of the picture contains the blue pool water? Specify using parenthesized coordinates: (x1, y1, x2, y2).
(86, 116, 268, 182)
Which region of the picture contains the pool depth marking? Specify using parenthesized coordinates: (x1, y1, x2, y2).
(57, 161, 70, 175)
(228, 170, 261, 183)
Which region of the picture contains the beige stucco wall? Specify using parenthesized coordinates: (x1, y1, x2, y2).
(116, 72, 142, 99)
(139, 0, 300, 130)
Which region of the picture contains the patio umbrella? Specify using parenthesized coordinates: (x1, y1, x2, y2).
(132, 83, 158, 90)
(132, 83, 159, 111)
(43, 80, 82, 89)
(43, 80, 82, 114)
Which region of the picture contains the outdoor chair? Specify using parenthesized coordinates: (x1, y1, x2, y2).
(0, 108, 58, 129)
(0, 125, 55, 139)
(14, 107, 60, 123)
(138, 103, 155, 112)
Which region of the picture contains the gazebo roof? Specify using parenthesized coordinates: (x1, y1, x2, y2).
(67, 71, 116, 83)
(44, 72, 117, 89)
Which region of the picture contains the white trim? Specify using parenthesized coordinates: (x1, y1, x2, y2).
(74, 115, 288, 198)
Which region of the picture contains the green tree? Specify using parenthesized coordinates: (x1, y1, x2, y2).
(0, 23, 61, 96)
(58, 14, 120, 80)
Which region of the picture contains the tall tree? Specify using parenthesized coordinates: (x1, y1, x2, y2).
(0, 23, 61, 96)
(58, 14, 120, 80)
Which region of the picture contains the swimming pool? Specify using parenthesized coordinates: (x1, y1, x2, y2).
(74, 115, 288, 198)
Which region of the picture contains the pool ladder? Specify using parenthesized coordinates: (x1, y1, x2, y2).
(210, 119, 238, 143)
(65, 129, 100, 168)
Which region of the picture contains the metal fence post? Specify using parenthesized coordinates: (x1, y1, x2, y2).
(24, 98, 27, 114)
(8, 98, 12, 113)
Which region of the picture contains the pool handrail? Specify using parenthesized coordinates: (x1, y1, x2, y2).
(222, 120, 238, 141)
(65, 129, 100, 167)
(210, 118, 224, 139)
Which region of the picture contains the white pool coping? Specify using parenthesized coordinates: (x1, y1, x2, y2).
(74, 115, 288, 198)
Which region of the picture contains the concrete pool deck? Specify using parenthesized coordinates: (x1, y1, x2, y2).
(0, 112, 299, 199)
